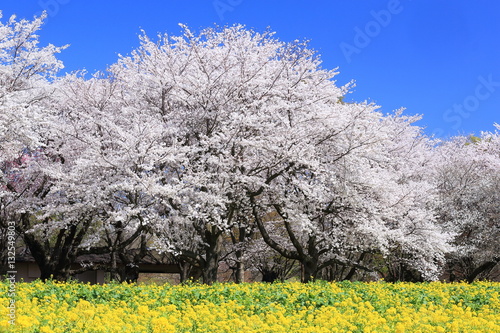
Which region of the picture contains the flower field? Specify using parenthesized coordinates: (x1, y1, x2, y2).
(1, 280, 499, 333)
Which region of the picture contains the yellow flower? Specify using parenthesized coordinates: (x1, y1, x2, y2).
(151, 317, 176, 333)
(3, 280, 499, 333)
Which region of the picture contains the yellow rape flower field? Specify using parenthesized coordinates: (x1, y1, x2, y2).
(1, 280, 499, 332)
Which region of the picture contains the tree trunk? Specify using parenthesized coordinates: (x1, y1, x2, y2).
(20, 213, 92, 282)
(109, 251, 120, 281)
(202, 255, 219, 285)
(201, 228, 222, 285)
(39, 264, 72, 281)
(301, 260, 318, 283)
(178, 260, 193, 283)
(24, 231, 73, 281)
(261, 269, 278, 283)
(120, 264, 140, 283)
(235, 259, 245, 284)
(343, 252, 366, 281)
(234, 242, 245, 283)
(466, 258, 500, 283)
(232, 225, 249, 284)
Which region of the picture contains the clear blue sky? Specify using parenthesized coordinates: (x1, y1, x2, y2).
(2, 0, 499, 138)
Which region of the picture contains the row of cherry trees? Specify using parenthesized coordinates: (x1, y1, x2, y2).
(1, 14, 499, 283)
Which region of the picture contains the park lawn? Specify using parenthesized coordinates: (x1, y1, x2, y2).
(1, 280, 499, 332)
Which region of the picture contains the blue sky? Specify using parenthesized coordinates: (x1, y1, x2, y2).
(2, 0, 499, 138)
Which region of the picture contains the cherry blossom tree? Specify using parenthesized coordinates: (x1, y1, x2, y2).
(250, 109, 453, 282)
(107, 24, 351, 283)
(0, 12, 67, 278)
(434, 126, 500, 282)
(1, 17, 462, 284)
(43, 71, 173, 281)
(110, 24, 453, 283)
